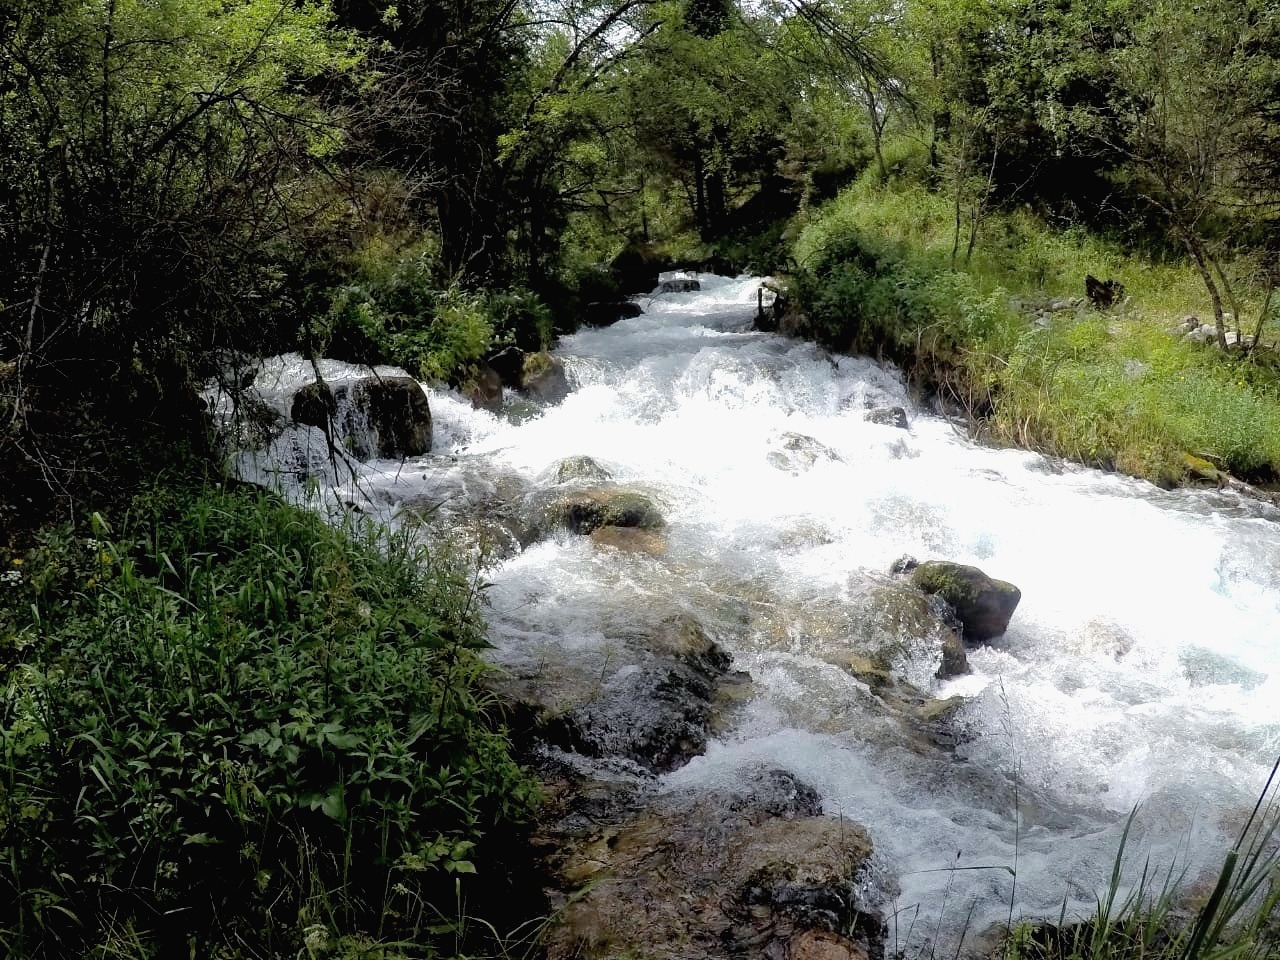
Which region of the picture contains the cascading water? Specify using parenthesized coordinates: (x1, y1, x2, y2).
(227, 274, 1280, 951)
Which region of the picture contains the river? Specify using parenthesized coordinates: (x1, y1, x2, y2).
(229, 273, 1280, 952)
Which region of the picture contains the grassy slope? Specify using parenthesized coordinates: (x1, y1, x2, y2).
(790, 174, 1280, 485)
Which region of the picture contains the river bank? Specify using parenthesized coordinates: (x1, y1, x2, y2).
(213, 274, 1280, 958)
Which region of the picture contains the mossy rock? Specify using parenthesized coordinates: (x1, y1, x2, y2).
(910, 561, 1020, 643)
(553, 455, 614, 485)
(1181, 452, 1221, 483)
(540, 487, 665, 535)
(520, 351, 570, 404)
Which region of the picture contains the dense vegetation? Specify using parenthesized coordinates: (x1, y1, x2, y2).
(3, 0, 1280, 957)
(0, 482, 539, 957)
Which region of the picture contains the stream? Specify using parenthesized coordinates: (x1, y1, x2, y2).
(226, 274, 1280, 953)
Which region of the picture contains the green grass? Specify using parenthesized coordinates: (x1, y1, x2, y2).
(1005, 760, 1280, 960)
(789, 172, 1280, 484)
(0, 482, 539, 959)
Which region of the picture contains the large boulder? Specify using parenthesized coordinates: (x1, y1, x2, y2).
(610, 243, 664, 294)
(520, 351, 570, 404)
(290, 375, 431, 460)
(909, 560, 1021, 642)
(583, 300, 643, 328)
(538, 487, 664, 535)
(466, 362, 503, 413)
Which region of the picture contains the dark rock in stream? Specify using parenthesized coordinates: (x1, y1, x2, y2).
(909, 560, 1021, 643)
(659, 276, 701, 294)
(290, 375, 431, 460)
(535, 486, 665, 535)
(864, 406, 909, 430)
(467, 362, 504, 413)
(584, 300, 644, 327)
(542, 616, 731, 773)
(520, 351, 570, 403)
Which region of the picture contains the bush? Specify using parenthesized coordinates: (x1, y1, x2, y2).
(313, 237, 558, 385)
(0, 484, 538, 958)
(789, 178, 1280, 484)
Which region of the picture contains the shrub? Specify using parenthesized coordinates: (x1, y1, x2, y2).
(0, 484, 538, 958)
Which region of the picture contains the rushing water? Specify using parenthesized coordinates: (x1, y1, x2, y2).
(229, 274, 1280, 950)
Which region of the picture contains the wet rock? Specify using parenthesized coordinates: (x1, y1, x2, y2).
(542, 793, 882, 960)
(554, 663, 720, 773)
(590, 525, 667, 555)
(1180, 646, 1267, 690)
(1067, 618, 1135, 660)
(768, 432, 842, 473)
(910, 561, 1021, 643)
(659, 277, 701, 294)
(758, 579, 968, 687)
(888, 555, 918, 575)
(221, 392, 285, 451)
(520, 351, 570, 404)
(728, 768, 824, 819)
(466, 362, 503, 412)
(610, 243, 665, 295)
(398, 471, 535, 562)
(495, 614, 730, 776)
(551, 455, 613, 485)
(537, 617, 730, 773)
(538, 487, 665, 535)
(864, 406, 909, 429)
(852, 580, 969, 681)
(779, 310, 810, 339)
(290, 375, 431, 460)
(584, 300, 643, 327)
(790, 929, 870, 960)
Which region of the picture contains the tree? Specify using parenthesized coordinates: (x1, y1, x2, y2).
(0, 0, 357, 497)
(1090, 0, 1280, 347)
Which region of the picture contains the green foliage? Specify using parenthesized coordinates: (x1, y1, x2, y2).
(793, 178, 1280, 484)
(316, 241, 554, 384)
(0, 485, 538, 958)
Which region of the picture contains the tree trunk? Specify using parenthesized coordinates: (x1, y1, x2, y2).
(1183, 231, 1229, 349)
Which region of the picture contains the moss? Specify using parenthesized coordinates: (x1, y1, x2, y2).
(541, 487, 665, 535)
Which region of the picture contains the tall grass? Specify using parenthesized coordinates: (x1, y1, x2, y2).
(1008, 759, 1280, 960)
(0, 483, 539, 959)
(789, 175, 1280, 483)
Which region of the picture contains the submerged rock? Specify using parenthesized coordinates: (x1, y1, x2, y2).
(537, 487, 665, 535)
(864, 406, 909, 430)
(590, 525, 667, 555)
(768, 432, 842, 473)
(541, 783, 883, 960)
(289, 375, 431, 460)
(909, 561, 1021, 643)
(498, 614, 732, 775)
(550, 455, 613, 485)
(659, 276, 701, 294)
